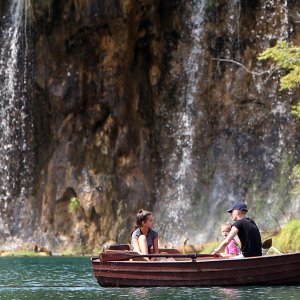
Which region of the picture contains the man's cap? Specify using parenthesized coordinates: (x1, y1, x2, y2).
(227, 201, 248, 213)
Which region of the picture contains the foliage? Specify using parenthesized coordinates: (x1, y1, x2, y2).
(68, 197, 80, 214)
(291, 103, 300, 119)
(61, 245, 87, 256)
(258, 41, 300, 118)
(205, 0, 221, 12)
(273, 220, 300, 253)
(259, 41, 300, 198)
(0, 250, 49, 257)
(291, 165, 300, 195)
(258, 40, 300, 91)
(200, 241, 219, 254)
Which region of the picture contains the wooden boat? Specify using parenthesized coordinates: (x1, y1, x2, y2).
(91, 247, 300, 287)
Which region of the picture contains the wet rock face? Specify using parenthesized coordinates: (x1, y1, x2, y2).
(1, 0, 299, 250)
(146, 0, 299, 243)
(31, 0, 164, 249)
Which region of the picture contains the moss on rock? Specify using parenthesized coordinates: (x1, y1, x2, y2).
(273, 220, 300, 253)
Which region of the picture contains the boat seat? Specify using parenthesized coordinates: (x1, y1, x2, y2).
(108, 244, 131, 251)
(173, 257, 192, 261)
(107, 244, 181, 253)
(131, 256, 149, 261)
(159, 248, 181, 254)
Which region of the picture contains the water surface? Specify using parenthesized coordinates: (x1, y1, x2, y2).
(0, 257, 299, 299)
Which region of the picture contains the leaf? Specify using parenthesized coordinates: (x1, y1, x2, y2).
(259, 41, 300, 91)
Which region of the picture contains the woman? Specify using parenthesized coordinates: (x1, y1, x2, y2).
(131, 209, 159, 257)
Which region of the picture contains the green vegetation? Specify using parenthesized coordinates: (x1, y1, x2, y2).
(259, 41, 300, 199)
(291, 165, 300, 195)
(273, 220, 300, 253)
(258, 40, 300, 127)
(205, 0, 221, 12)
(0, 250, 49, 257)
(292, 104, 300, 120)
(259, 42, 300, 255)
(61, 245, 88, 256)
(68, 197, 80, 214)
(200, 241, 219, 254)
(258, 41, 300, 91)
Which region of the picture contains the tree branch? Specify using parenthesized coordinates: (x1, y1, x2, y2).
(212, 57, 277, 76)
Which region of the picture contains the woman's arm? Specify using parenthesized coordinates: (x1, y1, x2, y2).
(153, 236, 159, 254)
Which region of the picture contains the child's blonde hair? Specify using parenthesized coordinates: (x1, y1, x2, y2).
(221, 222, 232, 232)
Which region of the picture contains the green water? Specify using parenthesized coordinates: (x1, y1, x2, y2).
(0, 257, 299, 299)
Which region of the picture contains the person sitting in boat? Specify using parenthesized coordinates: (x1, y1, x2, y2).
(212, 202, 262, 258)
(131, 209, 159, 258)
(220, 222, 240, 258)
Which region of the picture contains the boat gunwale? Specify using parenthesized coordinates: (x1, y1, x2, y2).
(92, 252, 300, 267)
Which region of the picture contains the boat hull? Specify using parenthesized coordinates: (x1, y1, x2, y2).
(92, 253, 300, 287)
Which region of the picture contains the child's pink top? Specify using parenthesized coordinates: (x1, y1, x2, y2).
(225, 239, 240, 255)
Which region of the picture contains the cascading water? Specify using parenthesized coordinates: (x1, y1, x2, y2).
(155, 0, 207, 244)
(154, 0, 299, 246)
(0, 0, 33, 239)
(199, 0, 294, 232)
(227, 0, 241, 59)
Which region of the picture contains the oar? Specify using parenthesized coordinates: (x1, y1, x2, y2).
(100, 251, 216, 262)
(261, 238, 273, 256)
(262, 238, 272, 249)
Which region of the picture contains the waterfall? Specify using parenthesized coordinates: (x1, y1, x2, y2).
(155, 0, 207, 245)
(204, 0, 294, 233)
(227, 0, 241, 59)
(154, 0, 297, 246)
(0, 0, 33, 236)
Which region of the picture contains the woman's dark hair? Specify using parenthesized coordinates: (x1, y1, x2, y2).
(130, 209, 152, 237)
(136, 209, 152, 227)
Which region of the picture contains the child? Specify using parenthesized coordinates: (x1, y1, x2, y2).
(221, 222, 240, 258)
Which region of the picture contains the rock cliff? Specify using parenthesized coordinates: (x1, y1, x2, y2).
(0, 0, 299, 251)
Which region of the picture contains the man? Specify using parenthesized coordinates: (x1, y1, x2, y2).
(213, 201, 262, 258)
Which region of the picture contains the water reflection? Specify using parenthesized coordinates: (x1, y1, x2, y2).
(128, 288, 149, 298)
(216, 287, 242, 299)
